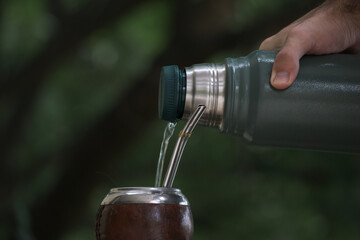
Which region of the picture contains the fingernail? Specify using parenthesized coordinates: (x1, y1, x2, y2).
(272, 72, 290, 85)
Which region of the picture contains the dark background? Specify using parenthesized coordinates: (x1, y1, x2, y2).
(1, 0, 360, 239)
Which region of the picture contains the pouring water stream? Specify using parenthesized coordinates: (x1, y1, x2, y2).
(154, 122, 177, 187)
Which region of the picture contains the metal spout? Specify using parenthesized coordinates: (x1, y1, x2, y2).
(162, 105, 206, 188)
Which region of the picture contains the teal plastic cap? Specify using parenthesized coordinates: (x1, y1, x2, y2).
(158, 65, 186, 122)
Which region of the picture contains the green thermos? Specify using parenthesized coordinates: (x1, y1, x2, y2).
(158, 50, 360, 152)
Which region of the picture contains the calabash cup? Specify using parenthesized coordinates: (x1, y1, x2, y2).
(95, 187, 193, 240)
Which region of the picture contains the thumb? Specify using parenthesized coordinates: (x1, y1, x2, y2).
(270, 31, 312, 89)
(270, 50, 300, 89)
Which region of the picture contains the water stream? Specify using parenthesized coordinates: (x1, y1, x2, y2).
(154, 122, 177, 187)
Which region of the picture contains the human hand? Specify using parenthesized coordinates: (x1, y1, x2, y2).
(259, 0, 360, 89)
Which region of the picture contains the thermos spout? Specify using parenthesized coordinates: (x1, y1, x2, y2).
(159, 64, 226, 128)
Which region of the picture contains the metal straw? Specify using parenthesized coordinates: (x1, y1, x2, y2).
(162, 105, 206, 188)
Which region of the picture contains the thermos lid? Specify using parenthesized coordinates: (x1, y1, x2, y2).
(100, 187, 190, 206)
(158, 65, 186, 122)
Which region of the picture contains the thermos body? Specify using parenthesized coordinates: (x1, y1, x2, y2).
(223, 51, 360, 151)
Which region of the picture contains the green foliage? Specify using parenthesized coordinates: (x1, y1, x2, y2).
(16, 0, 171, 161)
(1, 0, 53, 69)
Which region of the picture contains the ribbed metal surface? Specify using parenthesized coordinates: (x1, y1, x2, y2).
(183, 63, 226, 128)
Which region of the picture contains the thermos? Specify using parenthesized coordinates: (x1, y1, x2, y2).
(158, 50, 360, 152)
(95, 187, 193, 240)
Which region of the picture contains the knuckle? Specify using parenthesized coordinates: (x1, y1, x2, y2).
(288, 26, 314, 44)
(259, 36, 274, 49)
(287, 26, 304, 37)
(259, 35, 284, 50)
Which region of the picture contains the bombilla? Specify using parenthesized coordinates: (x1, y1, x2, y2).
(162, 105, 206, 188)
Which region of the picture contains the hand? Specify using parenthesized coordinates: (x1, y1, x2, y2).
(259, 0, 360, 89)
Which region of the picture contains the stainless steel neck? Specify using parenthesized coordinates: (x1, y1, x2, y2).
(183, 63, 226, 128)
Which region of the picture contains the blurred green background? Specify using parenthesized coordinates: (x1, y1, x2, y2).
(1, 0, 360, 239)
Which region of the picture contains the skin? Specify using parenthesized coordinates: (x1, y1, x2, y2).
(259, 0, 360, 89)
